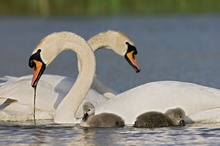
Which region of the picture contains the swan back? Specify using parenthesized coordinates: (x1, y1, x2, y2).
(96, 81, 220, 124)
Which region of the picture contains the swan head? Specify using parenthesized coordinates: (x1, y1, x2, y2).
(28, 32, 63, 88)
(106, 30, 140, 73)
(29, 49, 46, 88)
(124, 42, 140, 73)
(90, 30, 141, 73)
(82, 102, 95, 121)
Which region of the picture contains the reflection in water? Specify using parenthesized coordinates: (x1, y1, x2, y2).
(32, 129, 47, 145)
(0, 121, 220, 145)
(72, 127, 96, 146)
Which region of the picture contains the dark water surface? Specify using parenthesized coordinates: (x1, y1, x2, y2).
(0, 121, 220, 145)
(1, 15, 220, 145)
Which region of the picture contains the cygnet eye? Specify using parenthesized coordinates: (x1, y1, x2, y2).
(180, 116, 182, 118)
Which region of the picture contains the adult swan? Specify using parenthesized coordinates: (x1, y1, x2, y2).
(28, 31, 96, 123)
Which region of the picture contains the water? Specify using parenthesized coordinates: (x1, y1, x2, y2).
(1, 15, 220, 145)
(0, 121, 219, 145)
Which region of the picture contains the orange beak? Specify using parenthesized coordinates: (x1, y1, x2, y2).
(125, 50, 141, 73)
(29, 49, 46, 88)
(31, 60, 44, 87)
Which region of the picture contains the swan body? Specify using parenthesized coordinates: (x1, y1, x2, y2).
(96, 81, 220, 125)
(0, 30, 140, 121)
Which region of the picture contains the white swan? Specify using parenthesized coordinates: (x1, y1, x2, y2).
(29, 31, 97, 123)
(0, 32, 96, 122)
(95, 81, 220, 125)
(0, 31, 140, 122)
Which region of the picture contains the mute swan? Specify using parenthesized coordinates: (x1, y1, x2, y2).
(29, 31, 96, 123)
(0, 32, 96, 122)
(95, 81, 220, 125)
(133, 107, 185, 128)
(0, 30, 140, 121)
(80, 101, 125, 127)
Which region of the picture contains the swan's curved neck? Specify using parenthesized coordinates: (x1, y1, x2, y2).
(77, 32, 109, 72)
(87, 32, 111, 52)
(52, 33, 96, 123)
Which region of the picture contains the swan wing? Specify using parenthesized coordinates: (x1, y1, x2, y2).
(0, 74, 74, 115)
(0, 74, 108, 121)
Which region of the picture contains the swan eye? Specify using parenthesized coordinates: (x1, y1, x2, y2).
(29, 49, 43, 69)
(125, 42, 138, 55)
(29, 59, 36, 69)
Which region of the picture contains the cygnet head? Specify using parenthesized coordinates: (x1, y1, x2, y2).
(165, 107, 186, 126)
(82, 101, 95, 122)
